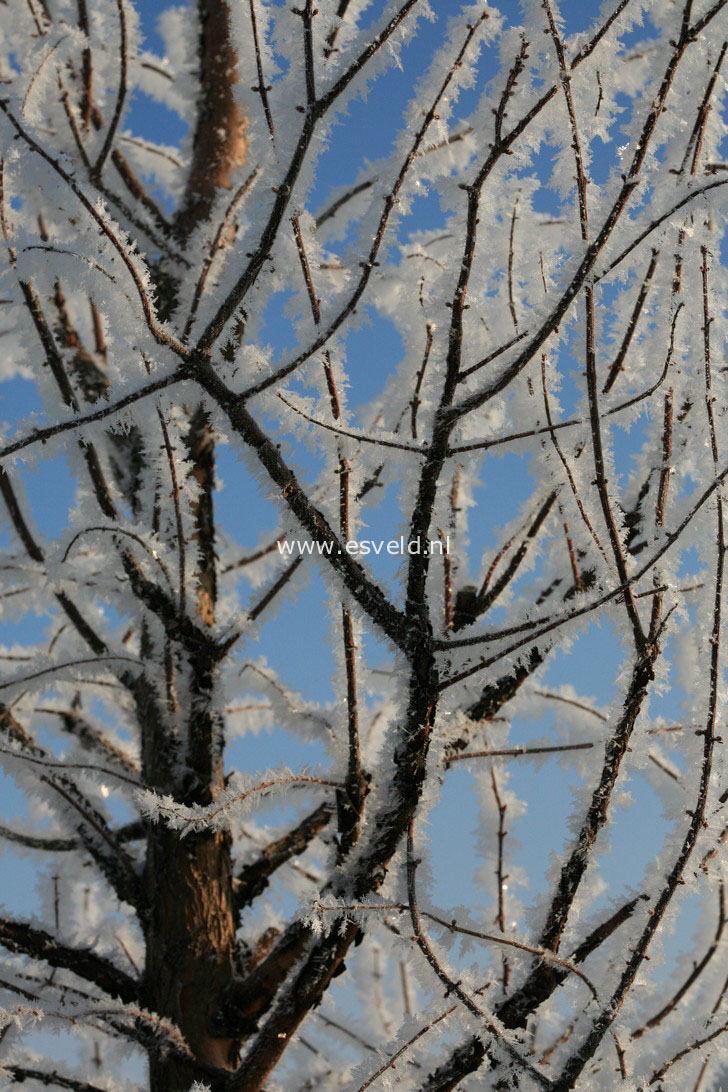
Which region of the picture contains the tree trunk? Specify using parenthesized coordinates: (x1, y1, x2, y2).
(144, 827, 238, 1091)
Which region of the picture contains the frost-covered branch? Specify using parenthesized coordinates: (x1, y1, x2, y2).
(0, 919, 138, 1004)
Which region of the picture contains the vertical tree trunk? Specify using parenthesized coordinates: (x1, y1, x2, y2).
(138, 603, 237, 1090)
(141, 6, 244, 1079)
(144, 828, 238, 1091)
(141, 403, 232, 1088)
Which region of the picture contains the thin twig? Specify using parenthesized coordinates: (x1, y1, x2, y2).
(507, 194, 520, 329)
(446, 742, 594, 765)
(541, 356, 607, 561)
(291, 213, 321, 324)
(632, 882, 725, 1038)
(490, 768, 509, 992)
(602, 249, 660, 395)
(248, 0, 274, 137)
(92, 0, 128, 180)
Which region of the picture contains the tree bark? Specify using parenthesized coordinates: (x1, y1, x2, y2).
(175, 0, 248, 239)
(144, 827, 238, 1090)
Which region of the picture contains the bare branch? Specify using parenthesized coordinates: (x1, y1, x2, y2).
(0, 918, 139, 1003)
(91, 0, 128, 180)
(234, 802, 333, 911)
(2, 1066, 109, 1092)
(632, 883, 725, 1038)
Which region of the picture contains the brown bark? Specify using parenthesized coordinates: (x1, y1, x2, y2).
(144, 827, 238, 1090)
(175, 0, 248, 238)
(139, 615, 237, 1091)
